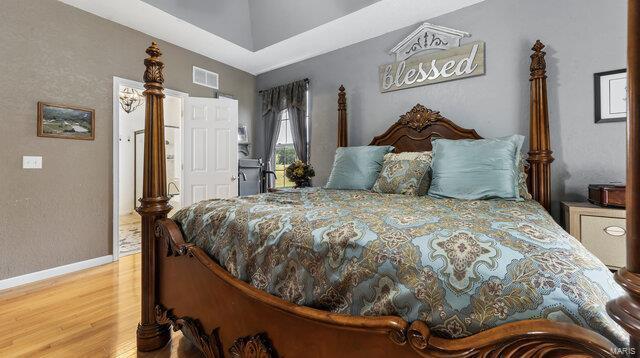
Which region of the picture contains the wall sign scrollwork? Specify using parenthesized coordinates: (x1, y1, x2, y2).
(390, 22, 470, 61)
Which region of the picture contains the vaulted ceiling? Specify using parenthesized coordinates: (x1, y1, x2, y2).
(140, 0, 383, 51)
(59, 0, 486, 74)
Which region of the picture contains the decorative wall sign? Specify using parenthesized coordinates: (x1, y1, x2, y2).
(594, 69, 627, 123)
(389, 22, 470, 62)
(379, 41, 485, 93)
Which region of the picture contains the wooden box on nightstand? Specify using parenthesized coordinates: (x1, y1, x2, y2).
(562, 202, 627, 269)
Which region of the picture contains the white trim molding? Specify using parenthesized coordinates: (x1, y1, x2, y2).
(59, 0, 486, 75)
(0, 255, 113, 291)
(112, 77, 144, 262)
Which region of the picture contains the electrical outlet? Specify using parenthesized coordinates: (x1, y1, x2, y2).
(23, 156, 42, 169)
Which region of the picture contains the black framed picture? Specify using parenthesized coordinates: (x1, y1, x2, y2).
(594, 69, 627, 123)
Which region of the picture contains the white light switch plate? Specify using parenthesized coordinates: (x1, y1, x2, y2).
(23, 156, 42, 169)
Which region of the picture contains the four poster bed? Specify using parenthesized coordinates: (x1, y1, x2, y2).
(135, 23, 640, 358)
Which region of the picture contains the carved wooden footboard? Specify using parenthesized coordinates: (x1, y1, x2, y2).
(134, 16, 640, 355)
(153, 218, 618, 358)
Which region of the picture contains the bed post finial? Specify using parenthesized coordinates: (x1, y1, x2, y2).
(527, 40, 554, 211)
(143, 42, 165, 96)
(530, 40, 547, 78)
(136, 42, 171, 352)
(607, 0, 640, 350)
(338, 85, 347, 147)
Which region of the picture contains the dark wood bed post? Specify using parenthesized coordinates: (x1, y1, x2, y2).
(607, 1, 640, 352)
(337, 85, 348, 147)
(135, 42, 171, 352)
(527, 40, 554, 211)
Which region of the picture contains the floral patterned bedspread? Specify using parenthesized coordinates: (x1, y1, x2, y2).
(172, 188, 627, 346)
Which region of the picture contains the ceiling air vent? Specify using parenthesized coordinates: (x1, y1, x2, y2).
(192, 66, 219, 89)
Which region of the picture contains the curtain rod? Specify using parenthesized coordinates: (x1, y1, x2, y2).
(258, 78, 309, 94)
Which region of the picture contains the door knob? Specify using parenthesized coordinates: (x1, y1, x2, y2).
(231, 175, 237, 181)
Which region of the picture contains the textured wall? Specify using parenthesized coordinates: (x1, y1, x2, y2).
(0, 0, 256, 280)
(256, 0, 627, 217)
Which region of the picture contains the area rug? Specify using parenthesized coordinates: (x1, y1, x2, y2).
(119, 223, 141, 256)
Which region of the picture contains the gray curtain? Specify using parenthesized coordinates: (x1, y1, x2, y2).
(286, 80, 308, 163)
(260, 79, 308, 188)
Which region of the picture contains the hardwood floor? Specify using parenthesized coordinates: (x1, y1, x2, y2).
(0, 254, 200, 357)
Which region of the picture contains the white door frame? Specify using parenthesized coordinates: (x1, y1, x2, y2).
(112, 76, 188, 261)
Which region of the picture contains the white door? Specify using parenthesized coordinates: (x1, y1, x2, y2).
(183, 97, 238, 205)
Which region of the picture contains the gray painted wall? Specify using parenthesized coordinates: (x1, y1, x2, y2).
(256, 0, 627, 217)
(0, 0, 256, 280)
(249, 0, 381, 50)
(142, 0, 254, 50)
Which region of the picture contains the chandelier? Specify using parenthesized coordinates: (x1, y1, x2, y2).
(119, 87, 144, 114)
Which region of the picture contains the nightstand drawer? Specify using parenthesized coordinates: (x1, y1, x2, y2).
(580, 215, 626, 269)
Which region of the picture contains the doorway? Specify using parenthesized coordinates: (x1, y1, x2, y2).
(134, 125, 182, 215)
(112, 77, 187, 260)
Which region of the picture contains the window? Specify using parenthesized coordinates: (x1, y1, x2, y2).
(270, 83, 310, 189)
(274, 111, 297, 188)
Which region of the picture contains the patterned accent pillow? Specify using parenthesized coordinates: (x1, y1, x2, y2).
(372, 152, 433, 196)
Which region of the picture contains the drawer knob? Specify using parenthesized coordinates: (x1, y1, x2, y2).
(604, 226, 626, 236)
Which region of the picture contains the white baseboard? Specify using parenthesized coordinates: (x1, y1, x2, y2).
(0, 255, 113, 291)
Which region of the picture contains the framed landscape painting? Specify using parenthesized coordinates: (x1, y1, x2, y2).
(37, 102, 95, 140)
(594, 69, 627, 123)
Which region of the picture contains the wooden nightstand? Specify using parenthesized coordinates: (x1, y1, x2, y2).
(562, 202, 626, 269)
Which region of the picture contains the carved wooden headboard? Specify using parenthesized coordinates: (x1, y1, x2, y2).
(369, 104, 482, 152)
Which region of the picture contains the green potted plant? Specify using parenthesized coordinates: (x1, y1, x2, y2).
(285, 160, 315, 188)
